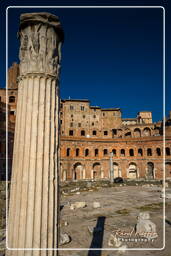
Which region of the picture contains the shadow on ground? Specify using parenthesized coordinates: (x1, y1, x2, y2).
(88, 216, 106, 256)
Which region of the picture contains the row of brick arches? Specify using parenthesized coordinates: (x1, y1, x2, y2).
(60, 162, 171, 181)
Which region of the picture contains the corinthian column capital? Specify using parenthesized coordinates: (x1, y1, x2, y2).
(18, 12, 64, 76)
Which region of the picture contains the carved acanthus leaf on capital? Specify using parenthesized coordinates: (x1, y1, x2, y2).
(18, 12, 63, 76)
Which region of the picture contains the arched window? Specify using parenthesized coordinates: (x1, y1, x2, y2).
(92, 130, 97, 135)
(81, 130, 85, 136)
(147, 162, 154, 179)
(156, 148, 161, 156)
(143, 127, 151, 137)
(103, 149, 108, 155)
(66, 148, 70, 157)
(129, 149, 134, 156)
(147, 148, 152, 156)
(166, 147, 170, 156)
(138, 148, 143, 156)
(76, 148, 79, 157)
(134, 128, 141, 137)
(95, 149, 98, 156)
(85, 149, 89, 157)
(120, 149, 125, 156)
(128, 163, 137, 179)
(9, 96, 15, 103)
(112, 149, 116, 156)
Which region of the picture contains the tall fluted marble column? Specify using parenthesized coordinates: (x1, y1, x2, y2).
(7, 12, 64, 255)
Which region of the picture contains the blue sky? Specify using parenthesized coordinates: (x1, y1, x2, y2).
(0, 0, 170, 122)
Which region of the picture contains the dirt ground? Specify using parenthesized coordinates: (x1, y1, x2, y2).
(59, 184, 171, 256)
(1, 182, 171, 256)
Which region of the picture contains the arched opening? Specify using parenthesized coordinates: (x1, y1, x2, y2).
(103, 149, 108, 156)
(81, 130, 85, 136)
(112, 149, 116, 156)
(138, 148, 143, 156)
(166, 147, 170, 156)
(113, 162, 121, 177)
(73, 162, 83, 180)
(129, 149, 134, 156)
(128, 163, 137, 179)
(85, 148, 89, 157)
(92, 163, 101, 180)
(156, 148, 161, 156)
(76, 148, 79, 157)
(125, 132, 131, 138)
(9, 96, 15, 103)
(147, 148, 152, 156)
(147, 162, 154, 179)
(143, 127, 151, 137)
(165, 162, 171, 178)
(95, 149, 99, 157)
(66, 148, 70, 157)
(120, 149, 125, 157)
(134, 128, 141, 137)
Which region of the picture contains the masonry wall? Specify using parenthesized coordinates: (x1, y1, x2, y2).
(60, 136, 171, 181)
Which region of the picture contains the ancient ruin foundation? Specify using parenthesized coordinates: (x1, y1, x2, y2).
(7, 12, 63, 254)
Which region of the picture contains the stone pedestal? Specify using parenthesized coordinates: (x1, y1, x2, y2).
(7, 12, 63, 255)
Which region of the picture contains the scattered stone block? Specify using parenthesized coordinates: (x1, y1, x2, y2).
(135, 212, 157, 238)
(59, 233, 71, 245)
(70, 202, 87, 210)
(93, 202, 101, 208)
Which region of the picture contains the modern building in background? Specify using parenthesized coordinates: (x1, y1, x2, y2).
(0, 63, 171, 181)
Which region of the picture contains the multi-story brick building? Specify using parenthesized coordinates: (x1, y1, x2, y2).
(60, 99, 171, 181)
(0, 63, 171, 181)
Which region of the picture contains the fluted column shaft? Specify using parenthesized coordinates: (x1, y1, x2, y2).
(7, 12, 63, 255)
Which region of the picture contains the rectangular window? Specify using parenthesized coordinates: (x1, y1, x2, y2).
(104, 131, 108, 136)
(81, 106, 85, 111)
(92, 130, 96, 135)
(70, 105, 74, 110)
(70, 122, 73, 127)
(78, 123, 81, 127)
